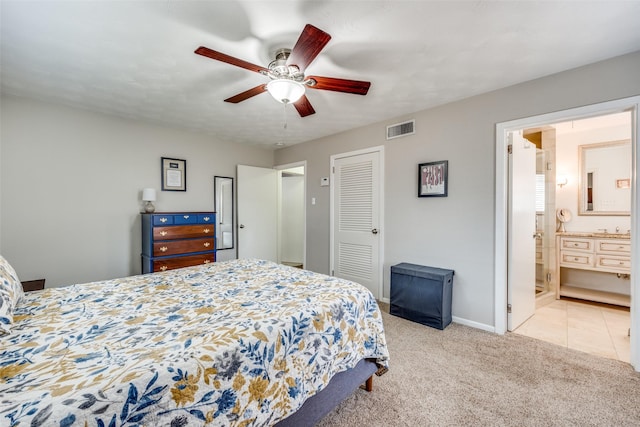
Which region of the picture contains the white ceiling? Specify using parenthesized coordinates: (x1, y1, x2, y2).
(2, 1, 640, 149)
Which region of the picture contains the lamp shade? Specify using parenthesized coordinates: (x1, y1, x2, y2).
(142, 188, 156, 202)
(266, 79, 305, 104)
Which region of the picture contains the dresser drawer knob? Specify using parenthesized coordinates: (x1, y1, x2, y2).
(620, 261, 624, 265)
(160, 231, 168, 236)
(619, 246, 624, 249)
(573, 243, 578, 247)
(160, 246, 168, 252)
(574, 257, 579, 261)
(204, 216, 210, 221)
(203, 228, 211, 233)
(160, 265, 168, 271)
(184, 215, 190, 219)
(160, 217, 168, 223)
(203, 260, 211, 264)
(204, 242, 210, 247)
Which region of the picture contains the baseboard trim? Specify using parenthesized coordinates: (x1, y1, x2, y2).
(452, 316, 495, 333)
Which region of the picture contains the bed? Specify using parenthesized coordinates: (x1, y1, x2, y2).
(0, 258, 389, 426)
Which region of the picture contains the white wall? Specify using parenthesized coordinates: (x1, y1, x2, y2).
(275, 51, 640, 328)
(0, 95, 273, 286)
(556, 124, 631, 232)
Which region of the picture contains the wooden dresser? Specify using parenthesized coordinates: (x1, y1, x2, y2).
(556, 232, 631, 306)
(141, 212, 216, 273)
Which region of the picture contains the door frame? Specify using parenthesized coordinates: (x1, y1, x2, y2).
(275, 161, 307, 269)
(330, 145, 385, 300)
(494, 96, 640, 370)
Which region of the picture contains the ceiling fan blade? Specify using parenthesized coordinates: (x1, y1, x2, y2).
(287, 24, 331, 73)
(224, 84, 267, 103)
(293, 95, 316, 117)
(306, 76, 371, 95)
(195, 46, 269, 74)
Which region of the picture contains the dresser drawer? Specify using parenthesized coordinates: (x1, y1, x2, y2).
(174, 214, 197, 224)
(595, 255, 631, 272)
(560, 237, 593, 252)
(560, 250, 594, 268)
(153, 237, 214, 256)
(597, 239, 630, 255)
(152, 253, 215, 272)
(198, 214, 214, 223)
(153, 215, 173, 225)
(153, 225, 214, 240)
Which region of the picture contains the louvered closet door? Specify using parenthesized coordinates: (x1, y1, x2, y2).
(333, 151, 381, 299)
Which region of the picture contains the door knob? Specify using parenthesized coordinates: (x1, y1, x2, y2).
(372, 229, 378, 234)
(239, 224, 245, 229)
(533, 232, 542, 239)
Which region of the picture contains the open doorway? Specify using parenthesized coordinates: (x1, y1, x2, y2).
(276, 162, 306, 269)
(514, 113, 632, 363)
(237, 163, 305, 267)
(494, 96, 640, 371)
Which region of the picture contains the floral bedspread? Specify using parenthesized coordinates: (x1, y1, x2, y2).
(0, 259, 389, 426)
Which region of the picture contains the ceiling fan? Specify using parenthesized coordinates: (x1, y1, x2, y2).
(195, 24, 371, 117)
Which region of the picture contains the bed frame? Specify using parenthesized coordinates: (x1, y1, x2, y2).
(275, 358, 378, 426)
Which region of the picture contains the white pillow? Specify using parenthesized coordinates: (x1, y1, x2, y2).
(0, 255, 24, 335)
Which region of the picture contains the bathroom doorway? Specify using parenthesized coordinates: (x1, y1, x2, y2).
(515, 113, 632, 363)
(494, 96, 640, 370)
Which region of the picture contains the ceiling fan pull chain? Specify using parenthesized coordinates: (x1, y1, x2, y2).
(276, 103, 287, 147)
(283, 103, 288, 131)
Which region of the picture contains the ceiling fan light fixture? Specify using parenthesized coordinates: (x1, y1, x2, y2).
(267, 79, 305, 104)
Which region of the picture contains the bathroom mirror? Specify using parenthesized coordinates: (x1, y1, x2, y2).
(578, 139, 631, 216)
(214, 176, 234, 249)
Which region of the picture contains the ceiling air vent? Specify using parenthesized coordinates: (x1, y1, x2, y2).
(386, 119, 415, 140)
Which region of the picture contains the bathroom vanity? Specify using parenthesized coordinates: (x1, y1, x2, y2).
(556, 232, 631, 306)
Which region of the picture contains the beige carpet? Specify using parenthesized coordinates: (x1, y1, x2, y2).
(317, 304, 640, 426)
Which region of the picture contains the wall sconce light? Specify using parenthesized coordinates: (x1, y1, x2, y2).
(142, 188, 156, 213)
(557, 175, 568, 188)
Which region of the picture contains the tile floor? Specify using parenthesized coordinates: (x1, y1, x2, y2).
(513, 298, 631, 363)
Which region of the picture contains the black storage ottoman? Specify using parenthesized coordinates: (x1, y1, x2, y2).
(390, 263, 454, 330)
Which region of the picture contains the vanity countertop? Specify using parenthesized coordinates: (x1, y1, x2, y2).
(556, 231, 630, 239)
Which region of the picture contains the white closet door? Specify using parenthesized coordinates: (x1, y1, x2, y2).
(332, 150, 382, 299)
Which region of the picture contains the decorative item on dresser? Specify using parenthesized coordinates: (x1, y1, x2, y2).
(141, 188, 156, 213)
(141, 212, 215, 273)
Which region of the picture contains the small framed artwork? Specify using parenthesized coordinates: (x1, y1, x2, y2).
(418, 160, 448, 197)
(161, 157, 186, 191)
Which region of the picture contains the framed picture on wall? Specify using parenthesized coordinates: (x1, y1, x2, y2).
(418, 160, 448, 197)
(161, 157, 186, 191)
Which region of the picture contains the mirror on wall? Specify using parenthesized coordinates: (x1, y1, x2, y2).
(214, 176, 234, 249)
(578, 139, 631, 216)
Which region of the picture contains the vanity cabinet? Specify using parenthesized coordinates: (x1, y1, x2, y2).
(556, 233, 630, 307)
(141, 212, 216, 273)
